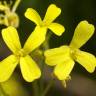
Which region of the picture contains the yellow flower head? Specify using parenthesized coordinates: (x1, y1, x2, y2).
(0, 26, 41, 82)
(0, 0, 20, 27)
(44, 20, 96, 80)
(24, 4, 65, 48)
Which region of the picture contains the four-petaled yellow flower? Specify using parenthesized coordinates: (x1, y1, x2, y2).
(0, 26, 41, 82)
(24, 4, 65, 49)
(0, 0, 20, 27)
(44, 20, 96, 80)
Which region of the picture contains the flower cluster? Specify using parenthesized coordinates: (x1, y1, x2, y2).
(0, 0, 20, 27)
(44, 21, 96, 81)
(0, 2, 96, 86)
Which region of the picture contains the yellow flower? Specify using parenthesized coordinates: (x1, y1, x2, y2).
(24, 4, 65, 48)
(0, 0, 20, 27)
(44, 20, 96, 80)
(0, 26, 41, 82)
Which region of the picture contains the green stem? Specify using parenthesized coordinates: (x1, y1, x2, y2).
(39, 59, 44, 95)
(39, 32, 53, 96)
(41, 79, 54, 96)
(32, 32, 52, 96)
(32, 81, 39, 96)
(43, 32, 52, 50)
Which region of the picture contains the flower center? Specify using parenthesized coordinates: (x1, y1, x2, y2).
(15, 49, 26, 58)
(70, 47, 77, 60)
(7, 12, 19, 28)
(40, 21, 49, 27)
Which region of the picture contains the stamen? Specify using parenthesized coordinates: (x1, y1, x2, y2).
(12, 0, 21, 12)
(3, 1, 8, 6)
(15, 49, 27, 58)
(61, 76, 71, 88)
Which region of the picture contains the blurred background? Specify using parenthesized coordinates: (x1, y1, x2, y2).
(0, 0, 96, 96)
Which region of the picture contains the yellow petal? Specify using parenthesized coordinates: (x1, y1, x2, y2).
(74, 50, 96, 73)
(48, 23, 65, 36)
(0, 55, 18, 82)
(24, 8, 42, 25)
(20, 55, 41, 82)
(2, 26, 21, 54)
(4, 17, 9, 26)
(24, 26, 47, 54)
(70, 21, 95, 49)
(43, 4, 61, 25)
(0, 5, 8, 11)
(54, 59, 75, 80)
(44, 46, 70, 66)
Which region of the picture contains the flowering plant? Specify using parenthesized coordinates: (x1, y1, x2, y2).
(0, 0, 96, 96)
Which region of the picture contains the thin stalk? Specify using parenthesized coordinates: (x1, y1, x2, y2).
(32, 81, 39, 96)
(39, 32, 52, 95)
(41, 79, 54, 96)
(39, 59, 44, 95)
(43, 32, 52, 50)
